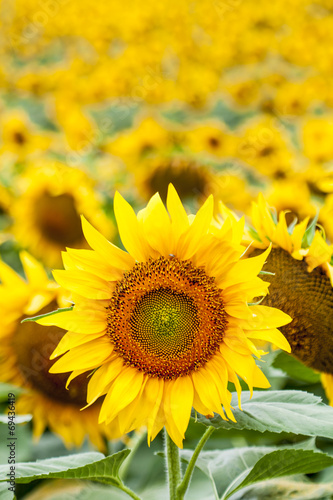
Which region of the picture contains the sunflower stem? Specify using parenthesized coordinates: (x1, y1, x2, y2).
(164, 429, 182, 500)
(177, 426, 215, 500)
(116, 482, 143, 500)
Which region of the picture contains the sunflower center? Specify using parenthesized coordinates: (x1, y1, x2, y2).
(13, 131, 26, 145)
(12, 302, 88, 406)
(107, 256, 227, 379)
(255, 247, 333, 374)
(33, 191, 84, 246)
(146, 158, 209, 202)
(130, 288, 198, 358)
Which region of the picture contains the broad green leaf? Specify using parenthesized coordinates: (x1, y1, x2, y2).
(225, 449, 333, 499)
(273, 352, 321, 384)
(0, 482, 13, 500)
(0, 451, 130, 486)
(21, 306, 74, 323)
(20, 480, 132, 500)
(181, 446, 276, 498)
(0, 414, 32, 424)
(180, 439, 317, 498)
(195, 390, 333, 439)
(230, 478, 333, 500)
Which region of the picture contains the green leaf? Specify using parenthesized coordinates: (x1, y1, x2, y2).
(273, 352, 321, 384)
(180, 439, 317, 499)
(0, 450, 130, 486)
(0, 482, 14, 500)
(195, 390, 333, 439)
(231, 478, 333, 500)
(0, 414, 32, 424)
(225, 449, 333, 499)
(181, 446, 276, 498)
(21, 306, 74, 323)
(21, 481, 133, 500)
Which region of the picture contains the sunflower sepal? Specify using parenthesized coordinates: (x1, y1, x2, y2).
(21, 306, 74, 323)
(301, 212, 319, 248)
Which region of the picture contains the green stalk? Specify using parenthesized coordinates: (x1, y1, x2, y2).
(164, 429, 182, 500)
(177, 426, 215, 500)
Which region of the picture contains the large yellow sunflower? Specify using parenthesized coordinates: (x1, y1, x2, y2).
(11, 162, 114, 268)
(244, 194, 333, 405)
(37, 185, 291, 448)
(0, 252, 112, 450)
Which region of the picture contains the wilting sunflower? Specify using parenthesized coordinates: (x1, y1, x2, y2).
(0, 252, 112, 450)
(245, 194, 333, 404)
(11, 162, 114, 268)
(37, 185, 291, 448)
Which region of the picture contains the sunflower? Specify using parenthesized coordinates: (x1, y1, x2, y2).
(0, 251, 112, 450)
(132, 154, 253, 213)
(11, 162, 114, 268)
(0, 110, 52, 159)
(237, 116, 294, 179)
(245, 194, 333, 405)
(37, 185, 291, 448)
(133, 155, 213, 204)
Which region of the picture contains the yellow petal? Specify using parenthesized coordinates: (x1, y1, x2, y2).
(65, 248, 124, 281)
(166, 184, 189, 241)
(114, 191, 152, 261)
(164, 376, 194, 448)
(86, 357, 124, 405)
(53, 269, 114, 300)
(81, 215, 134, 269)
(177, 195, 214, 260)
(246, 328, 291, 352)
(140, 192, 173, 256)
(221, 246, 271, 288)
(37, 309, 107, 334)
(100, 367, 144, 424)
(238, 305, 292, 330)
(50, 336, 114, 372)
(50, 330, 107, 359)
(20, 251, 49, 285)
(321, 373, 333, 406)
(191, 368, 223, 415)
(145, 377, 164, 445)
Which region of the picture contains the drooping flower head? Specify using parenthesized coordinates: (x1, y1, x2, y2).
(244, 194, 333, 405)
(38, 185, 291, 448)
(0, 252, 112, 450)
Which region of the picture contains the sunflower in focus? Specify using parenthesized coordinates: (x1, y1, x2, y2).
(246, 194, 333, 404)
(0, 252, 111, 450)
(37, 185, 291, 448)
(11, 162, 114, 267)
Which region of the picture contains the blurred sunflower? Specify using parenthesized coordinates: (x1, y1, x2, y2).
(246, 194, 333, 404)
(104, 116, 178, 161)
(37, 185, 291, 448)
(302, 116, 333, 164)
(266, 178, 316, 223)
(11, 162, 114, 268)
(184, 122, 237, 158)
(132, 154, 253, 213)
(0, 110, 52, 159)
(237, 116, 293, 179)
(132, 155, 214, 204)
(0, 252, 111, 450)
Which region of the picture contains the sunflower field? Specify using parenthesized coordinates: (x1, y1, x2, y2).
(1, 1, 333, 499)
